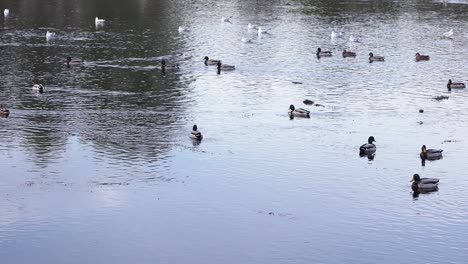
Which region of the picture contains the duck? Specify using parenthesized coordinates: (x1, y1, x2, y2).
(442, 29, 453, 38)
(221, 16, 232, 22)
(316, 48, 332, 58)
(359, 136, 376, 154)
(46, 31, 56, 41)
(66, 56, 84, 66)
(368, 52, 384, 62)
(32, 81, 44, 93)
(204, 56, 221, 65)
(217, 61, 235, 71)
(415, 53, 430, 61)
(161, 59, 179, 72)
(178, 26, 190, 33)
(0, 104, 10, 118)
(447, 79, 465, 90)
(420, 145, 443, 160)
(4, 9, 9, 17)
(288, 104, 310, 118)
(411, 174, 439, 193)
(95, 17, 105, 24)
(189, 125, 203, 140)
(342, 50, 356, 58)
(303, 99, 314, 105)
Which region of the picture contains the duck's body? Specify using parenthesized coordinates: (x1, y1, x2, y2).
(442, 29, 453, 38)
(420, 145, 443, 160)
(447, 79, 465, 90)
(189, 125, 203, 140)
(0, 104, 10, 118)
(342, 50, 356, 58)
(368, 52, 384, 62)
(46, 31, 56, 41)
(32, 83, 44, 93)
(66, 56, 84, 66)
(316, 48, 332, 58)
(415, 53, 430, 61)
(359, 136, 376, 154)
(161, 59, 179, 72)
(95, 17, 105, 24)
(178, 26, 190, 33)
(204, 56, 220, 65)
(411, 174, 439, 193)
(288, 104, 310, 118)
(4, 9, 9, 17)
(217, 61, 235, 71)
(303, 99, 314, 105)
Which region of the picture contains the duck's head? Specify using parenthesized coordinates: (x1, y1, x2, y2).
(421, 145, 427, 152)
(204, 56, 209, 62)
(415, 53, 420, 57)
(161, 59, 166, 66)
(317, 48, 322, 53)
(448, 79, 452, 85)
(368, 52, 374, 57)
(217, 61, 222, 67)
(289, 104, 295, 111)
(193, 124, 198, 131)
(368, 136, 376, 144)
(411, 173, 421, 182)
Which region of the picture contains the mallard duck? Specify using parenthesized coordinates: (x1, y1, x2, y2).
(411, 174, 439, 193)
(66, 56, 84, 66)
(415, 53, 430, 61)
(32, 81, 44, 93)
(46, 31, 56, 41)
(316, 48, 332, 58)
(161, 59, 179, 73)
(420, 145, 443, 160)
(342, 50, 356, 58)
(217, 61, 235, 71)
(95, 17, 105, 24)
(359, 136, 376, 154)
(288, 104, 310, 118)
(204, 56, 221, 65)
(447, 79, 465, 90)
(4, 9, 9, 17)
(0, 104, 10, 118)
(368, 52, 384, 62)
(189, 125, 203, 140)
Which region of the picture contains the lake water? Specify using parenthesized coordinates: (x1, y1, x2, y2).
(1, 0, 468, 263)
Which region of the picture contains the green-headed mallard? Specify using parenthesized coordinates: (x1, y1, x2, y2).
(359, 136, 376, 154)
(447, 79, 465, 90)
(217, 61, 235, 71)
(316, 48, 332, 58)
(420, 145, 443, 160)
(288, 104, 310, 118)
(368, 52, 384, 62)
(204, 56, 221, 65)
(411, 173, 439, 193)
(189, 125, 203, 140)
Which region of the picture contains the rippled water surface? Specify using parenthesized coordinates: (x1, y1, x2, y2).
(1, 0, 468, 263)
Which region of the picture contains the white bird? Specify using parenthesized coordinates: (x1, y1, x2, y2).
(247, 23, 257, 29)
(442, 29, 453, 38)
(95, 17, 105, 24)
(258, 27, 269, 35)
(4, 9, 9, 17)
(349, 35, 362, 43)
(331, 31, 344, 39)
(241, 37, 252, 43)
(221, 16, 232, 22)
(178, 26, 190, 33)
(46, 31, 56, 41)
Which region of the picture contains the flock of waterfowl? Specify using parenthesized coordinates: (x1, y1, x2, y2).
(1, 8, 463, 196)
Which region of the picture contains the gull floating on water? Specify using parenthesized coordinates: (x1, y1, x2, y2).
(221, 16, 232, 22)
(4, 9, 9, 17)
(442, 29, 453, 38)
(178, 26, 190, 33)
(46, 31, 56, 41)
(95, 17, 105, 24)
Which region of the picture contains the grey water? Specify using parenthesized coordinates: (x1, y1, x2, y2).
(1, 0, 468, 263)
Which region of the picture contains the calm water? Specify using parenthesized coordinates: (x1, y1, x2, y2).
(1, 0, 468, 263)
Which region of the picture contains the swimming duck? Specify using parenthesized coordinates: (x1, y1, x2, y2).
(189, 125, 203, 140)
(0, 104, 10, 118)
(442, 29, 453, 38)
(415, 53, 430, 61)
(221, 16, 232, 22)
(368, 52, 384, 62)
(66, 56, 84, 66)
(411, 174, 439, 193)
(204, 56, 221, 65)
(288, 104, 310, 118)
(46, 31, 56, 41)
(4, 9, 9, 17)
(342, 50, 356, 58)
(316, 48, 332, 58)
(161, 59, 179, 73)
(178, 26, 190, 33)
(32, 81, 44, 93)
(95, 17, 105, 24)
(359, 136, 376, 154)
(217, 61, 235, 71)
(420, 145, 443, 160)
(447, 79, 465, 90)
